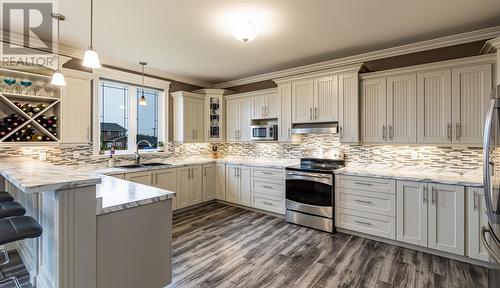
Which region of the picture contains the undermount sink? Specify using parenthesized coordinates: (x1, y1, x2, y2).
(141, 162, 171, 167)
(117, 163, 171, 169)
(117, 164, 144, 169)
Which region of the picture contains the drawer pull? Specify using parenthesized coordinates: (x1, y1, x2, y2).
(262, 185, 274, 189)
(354, 220, 372, 226)
(354, 182, 373, 186)
(262, 201, 274, 206)
(261, 172, 274, 175)
(354, 199, 372, 204)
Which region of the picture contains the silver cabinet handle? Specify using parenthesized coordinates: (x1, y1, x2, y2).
(431, 186, 436, 205)
(422, 186, 428, 203)
(339, 126, 343, 139)
(262, 185, 273, 189)
(389, 125, 393, 140)
(262, 201, 274, 206)
(473, 191, 479, 210)
(447, 123, 452, 141)
(288, 128, 291, 138)
(354, 199, 372, 204)
(354, 220, 372, 226)
(456, 123, 461, 140)
(382, 125, 387, 140)
(314, 107, 318, 120)
(204, 167, 206, 177)
(309, 108, 313, 120)
(355, 182, 372, 186)
(235, 130, 237, 140)
(261, 107, 264, 117)
(261, 172, 273, 175)
(266, 106, 269, 116)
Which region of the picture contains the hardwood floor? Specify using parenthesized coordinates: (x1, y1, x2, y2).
(172, 202, 489, 288)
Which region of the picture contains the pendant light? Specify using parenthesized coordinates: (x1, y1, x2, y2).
(139, 62, 147, 106)
(82, 0, 102, 68)
(51, 13, 66, 86)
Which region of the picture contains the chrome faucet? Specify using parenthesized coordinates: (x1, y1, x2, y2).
(135, 139, 152, 165)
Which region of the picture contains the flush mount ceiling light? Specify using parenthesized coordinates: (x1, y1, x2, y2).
(232, 20, 259, 42)
(51, 13, 66, 86)
(82, 0, 102, 68)
(139, 62, 147, 106)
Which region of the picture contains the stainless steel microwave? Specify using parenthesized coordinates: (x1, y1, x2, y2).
(250, 125, 278, 141)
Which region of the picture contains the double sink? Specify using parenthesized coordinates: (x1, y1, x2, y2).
(117, 162, 172, 169)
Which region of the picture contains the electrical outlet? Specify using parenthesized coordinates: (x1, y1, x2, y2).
(73, 151, 80, 159)
(411, 151, 418, 160)
(39, 151, 47, 161)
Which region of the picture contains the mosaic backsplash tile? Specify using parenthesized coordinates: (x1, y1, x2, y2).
(0, 134, 484, 170)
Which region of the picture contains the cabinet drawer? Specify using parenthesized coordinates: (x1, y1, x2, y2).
(252, 179, 283, 197)
(252, 167, 283, 180)
(336, 208, 395, 239)
(336, 175, 395, 194)
(252, 194, 284, 214)
(336, 189, 395, 216)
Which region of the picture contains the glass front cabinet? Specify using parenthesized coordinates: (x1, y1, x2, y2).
(196, 89, 232, 142)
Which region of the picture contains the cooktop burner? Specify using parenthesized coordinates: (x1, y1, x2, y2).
(285, 158, 345, 174)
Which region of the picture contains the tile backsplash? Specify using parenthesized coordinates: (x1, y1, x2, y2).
(0, 134, 484, 170)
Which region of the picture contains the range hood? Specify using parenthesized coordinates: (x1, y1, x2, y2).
(291, 122, 338, 134)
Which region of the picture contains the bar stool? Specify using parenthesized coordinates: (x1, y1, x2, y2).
(0, 192, 14, 203)
(0, 216, 42, 288)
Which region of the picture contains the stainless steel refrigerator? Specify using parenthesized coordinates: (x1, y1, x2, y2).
(483, 84, 500, 287)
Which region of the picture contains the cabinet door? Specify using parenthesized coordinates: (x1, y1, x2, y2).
(176, 168, 191, 209)
(183, 97, 194, 142)
(361, 78, 386, 143)
(215, 163, 226, 200)
(266, 93, 280, 119)
(125, 171, 153, 186)
(338, 73, 359, 143)
(61, 76, 91, 143)
(226, 99, 240, 142)
(189, 166, 203, 205)
(192, 98, 205, 142)
(239, 98, 253, 141)
(251, 95, 266, 119)
(452, 64, 492, 144)
(238, 165, 251, 206)
(396, 181, 428, 247)
(314, 75, 338, 122)
(225, 164, 238, 203)
(467, 188, 490, 261)
(291, 79, 314, 123)
(203, 164, 215, 202)
(154, 169, 177, 210)
(278, 83, 293, 141)
(416, 70, 452, 144)
(387, 74, 417, 143)
(428, 183, 465, 255)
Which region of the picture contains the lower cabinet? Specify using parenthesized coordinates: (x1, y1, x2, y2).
(176, 165, 203, 209)
(250, 167, 285, 214)
(215, 163, 226, 200)
(153, 169, 177, 209)
(202, 164, 215, 201)
(467, 187, 490, 261)
(225, 164, 251, 206)
(124, 171, 154, 186)
(396, 181, 465, 256)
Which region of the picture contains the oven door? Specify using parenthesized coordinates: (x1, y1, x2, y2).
(285, 171, 333, 218)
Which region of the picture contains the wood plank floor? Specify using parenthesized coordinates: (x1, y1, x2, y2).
(172, 202, 489, 288)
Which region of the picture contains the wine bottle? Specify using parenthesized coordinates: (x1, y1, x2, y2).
(50, 116, 58, 122)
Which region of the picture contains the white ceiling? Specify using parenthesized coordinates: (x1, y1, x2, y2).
(34, 0, 500, 83)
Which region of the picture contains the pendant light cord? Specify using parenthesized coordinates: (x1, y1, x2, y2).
(57, 16, 61, 71)
(90, 0, 94, 48)
(142, 63, 145, 98)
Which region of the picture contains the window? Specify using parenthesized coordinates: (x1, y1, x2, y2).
(99, 80, 164, 154)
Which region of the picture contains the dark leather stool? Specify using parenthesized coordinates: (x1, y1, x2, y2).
(0, 192, 14, 203)
(0, 216, 42, 288)
(0, 202, 26, 219)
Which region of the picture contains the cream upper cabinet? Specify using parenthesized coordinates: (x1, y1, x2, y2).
(251, 92, 279, 119)
(61, 75, 92, 144)
(451, 64, 492, 144)
(396, 181, 428, 247)
(239, 97, 252, 141)
(225, 96, 252, 142)
(172, 91, 205, 143)
(338, 72, 359, 143)
(314, 75, 338, 122)
(278, 82, 293, 141)
(386, 74, 417, 143)
(251, 95, 267, 119)
(215, 163, 226, 200)
(467, 188, 490, 261)
(291, 79, 315, 123)
(266, 93, 280, 119)
(202, 164, 215, 201)
(428, 183, 465, 256)
(416, 70, 453, 144)
(361, 77, 386, 143)
(226, 98, 239, 142)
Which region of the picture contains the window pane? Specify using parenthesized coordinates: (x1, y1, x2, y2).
(100, 82, 128, 152)
(137, 88, 159, 150)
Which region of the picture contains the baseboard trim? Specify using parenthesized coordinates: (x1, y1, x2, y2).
(215, 200, 285, 219)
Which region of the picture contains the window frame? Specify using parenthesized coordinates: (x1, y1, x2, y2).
(92, 68, 170, 156)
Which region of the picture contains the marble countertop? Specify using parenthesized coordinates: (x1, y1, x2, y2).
(96, 175, 175, 215)
(335, 163, 483, 187)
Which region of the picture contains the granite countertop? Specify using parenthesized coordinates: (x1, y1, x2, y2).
(96, 175, 175, 215)
(335, 163, 483, 187)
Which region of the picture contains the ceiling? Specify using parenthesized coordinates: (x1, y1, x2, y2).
(14, 0, 500, 84)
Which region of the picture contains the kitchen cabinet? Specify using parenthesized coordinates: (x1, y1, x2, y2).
(215, 163, 226, 200)
(251, 167, 285, 214)
(225, 164, 251, 205)
(176, 165, 202, 209)
(153, 169, 177, 210)
(451, 64, 492, 144)
(172, 91, 205, 143)
(203, 90, 225, 142)
(225, 96, 252, 142)
(360, 74, 416, 143)
(251, 92, 280, 119)
(291, 75, 338, 124)
(291, 79, 315, 124)
(467, 187, 490, 261)
(61, 74, 92, 144)
(202, 164, 215, 201)
(338, 72, 359, 143)
(396, 181, 428, 247)
(277, 82, 293, 141)
(124, 171, 153, 186)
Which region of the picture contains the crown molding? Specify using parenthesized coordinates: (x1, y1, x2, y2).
(224, 87, 277, 100)
(215, 26, 500, 88)
(273, 63, 363, 83)
(481, 36, 500, 54)
(1, 30, 214, 88)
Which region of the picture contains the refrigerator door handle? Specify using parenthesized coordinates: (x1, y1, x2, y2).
(481, 225, 500, 264)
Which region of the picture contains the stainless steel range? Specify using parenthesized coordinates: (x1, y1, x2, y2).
(285, 154, 344, 233)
